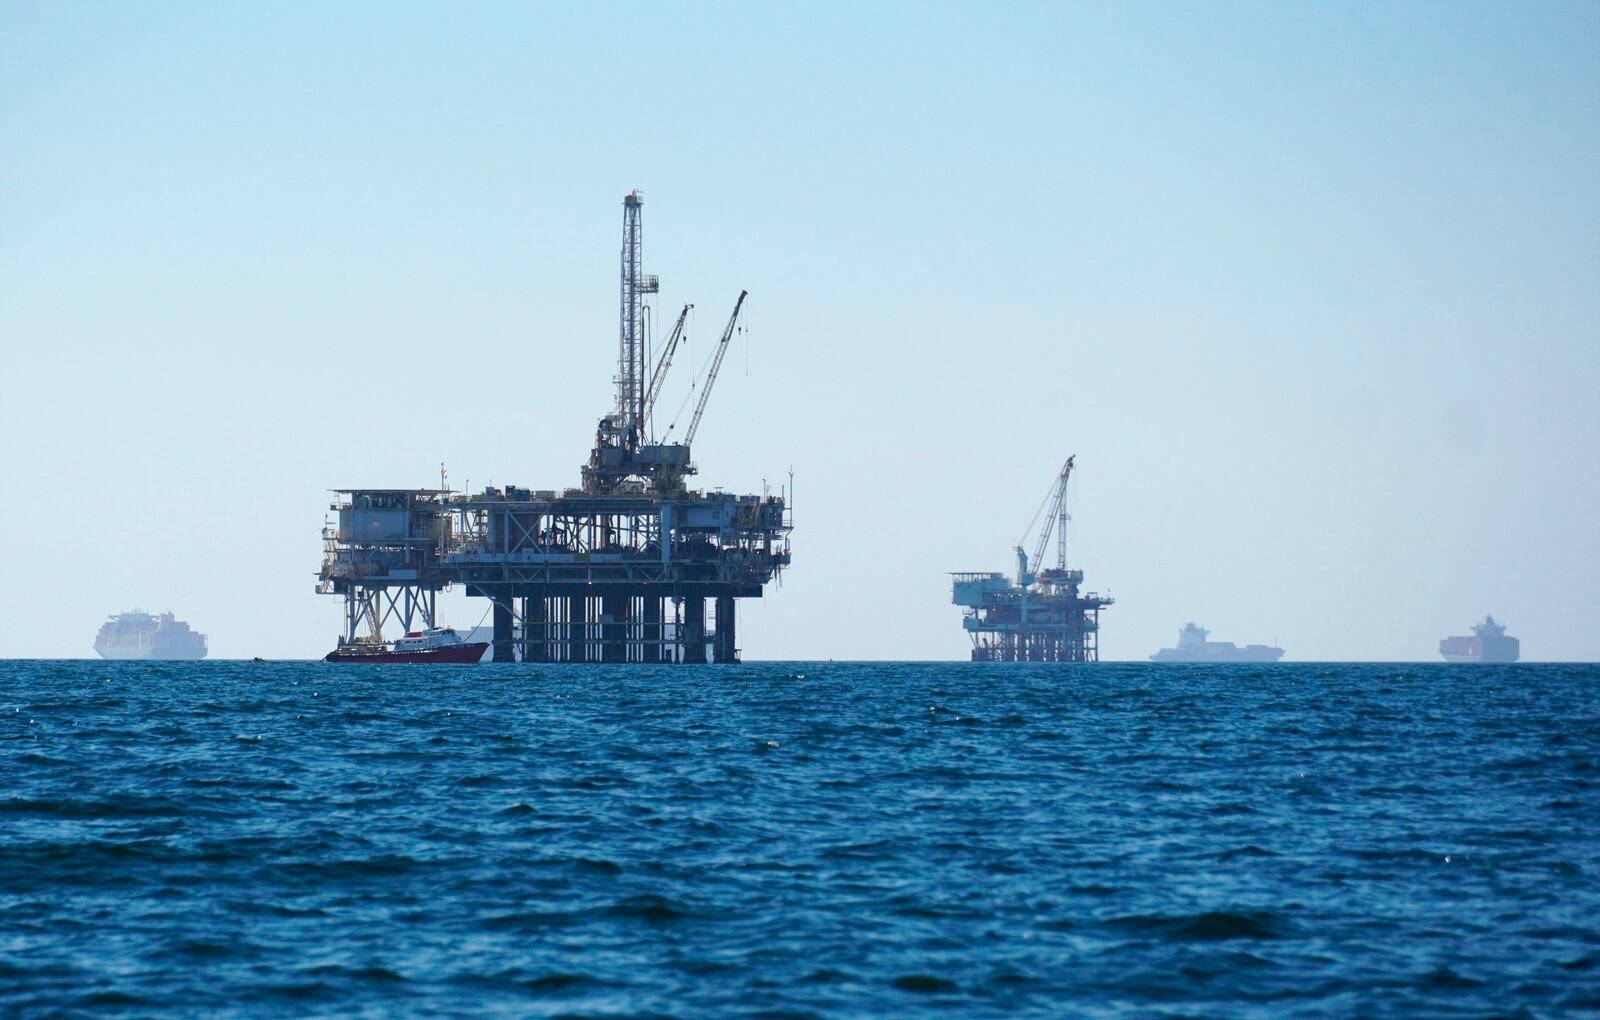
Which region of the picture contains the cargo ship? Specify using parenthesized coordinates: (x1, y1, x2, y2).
(324, 627, 488, 664)
(1439, 615, 1520, 664)
(94, 611, 208, 660)
(1150, 623, 1284, 663)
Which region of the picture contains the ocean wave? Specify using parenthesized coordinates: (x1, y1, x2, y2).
(892, 974, 960, 994)
(1104, 910, 1295, 941)
(0, 659, 1595, 1017)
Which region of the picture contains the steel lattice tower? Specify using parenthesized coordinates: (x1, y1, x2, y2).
(618, 191, 658, 450)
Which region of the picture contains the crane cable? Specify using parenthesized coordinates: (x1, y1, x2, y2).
(1017, 473, 1058, 551)
(664, 339, 722, 436)
(666, 294, 747, 440)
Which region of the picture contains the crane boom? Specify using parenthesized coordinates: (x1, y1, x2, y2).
(641, 303, 691, 433)
(683, 291, 748, 447)
(1029, 455, 1074, 577)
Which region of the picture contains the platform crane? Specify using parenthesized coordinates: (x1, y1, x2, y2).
(676, 290, 748, 448)
(642, 303, 691, 437)
(1017, 456, 1075, 585)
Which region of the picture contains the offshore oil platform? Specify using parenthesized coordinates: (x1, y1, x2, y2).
(951, 457, 1113, 661)
(316, 191, 792, 663)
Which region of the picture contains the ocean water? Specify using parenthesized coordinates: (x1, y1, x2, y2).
(1, 661, 1596, 1018)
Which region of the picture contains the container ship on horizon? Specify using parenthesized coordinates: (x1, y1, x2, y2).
(1439, 615, 1520, 664)
(93, 611, 208, 660)
(1150, 623, 1284, 663)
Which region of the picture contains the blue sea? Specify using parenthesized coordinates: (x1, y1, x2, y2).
(1, 661, 1596, 1018)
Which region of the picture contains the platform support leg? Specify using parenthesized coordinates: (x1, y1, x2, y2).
(642, 597, 662, 664)
(567, 596, 588, 663)
(713, 596, 736, 663)
(601, 594, 626, 663)
(554, 596, 568, 662)
(492, 599, 514, 663)
(681, 597, 706, 664)
(526, 596, 548, 662)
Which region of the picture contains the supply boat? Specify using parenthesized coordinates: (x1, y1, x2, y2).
(1439, 615, 1520, 664)
(1150, 623, 1284, 663)
(324, 627, 487, 664)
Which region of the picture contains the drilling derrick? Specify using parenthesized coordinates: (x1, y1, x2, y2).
(319, 191, 792, 664)
(583, 191, 696, 495)
(951, 456, 1113, 662)
(614, 190, 656, 452)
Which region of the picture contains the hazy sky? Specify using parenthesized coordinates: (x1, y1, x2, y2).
(2, 2, 1597, 661)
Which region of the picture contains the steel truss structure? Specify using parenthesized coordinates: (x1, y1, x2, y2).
(317, 188, 790, 664)
(951, 571, 1111, 662)
(320, 486, 790, 663)
(951, 457, 1112, 663)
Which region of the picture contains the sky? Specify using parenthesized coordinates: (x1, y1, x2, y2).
(2, 1, 1597, 661)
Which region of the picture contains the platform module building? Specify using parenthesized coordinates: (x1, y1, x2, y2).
(317, 192, 792, 663)
(951, 456, 1113, 662)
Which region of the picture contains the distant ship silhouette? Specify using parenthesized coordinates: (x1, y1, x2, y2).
(94, 610, 208, 660)
(1439, 615, 1519, 664)
(1150, 623, 1283, 663)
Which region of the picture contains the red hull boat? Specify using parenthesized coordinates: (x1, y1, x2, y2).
(324, 627, 487, 664)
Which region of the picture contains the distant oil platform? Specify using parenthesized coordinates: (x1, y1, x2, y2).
(317, 191, 792, 664)
(951, 457, 1112, 662)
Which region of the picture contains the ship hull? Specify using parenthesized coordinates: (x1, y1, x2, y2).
(94, 647, 208, 661)
(1439, 632, 1519, 664)
(1149, 649, 1284, 663)
(324, 643, 488, 664)
(1440, 649, 1519, 665)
